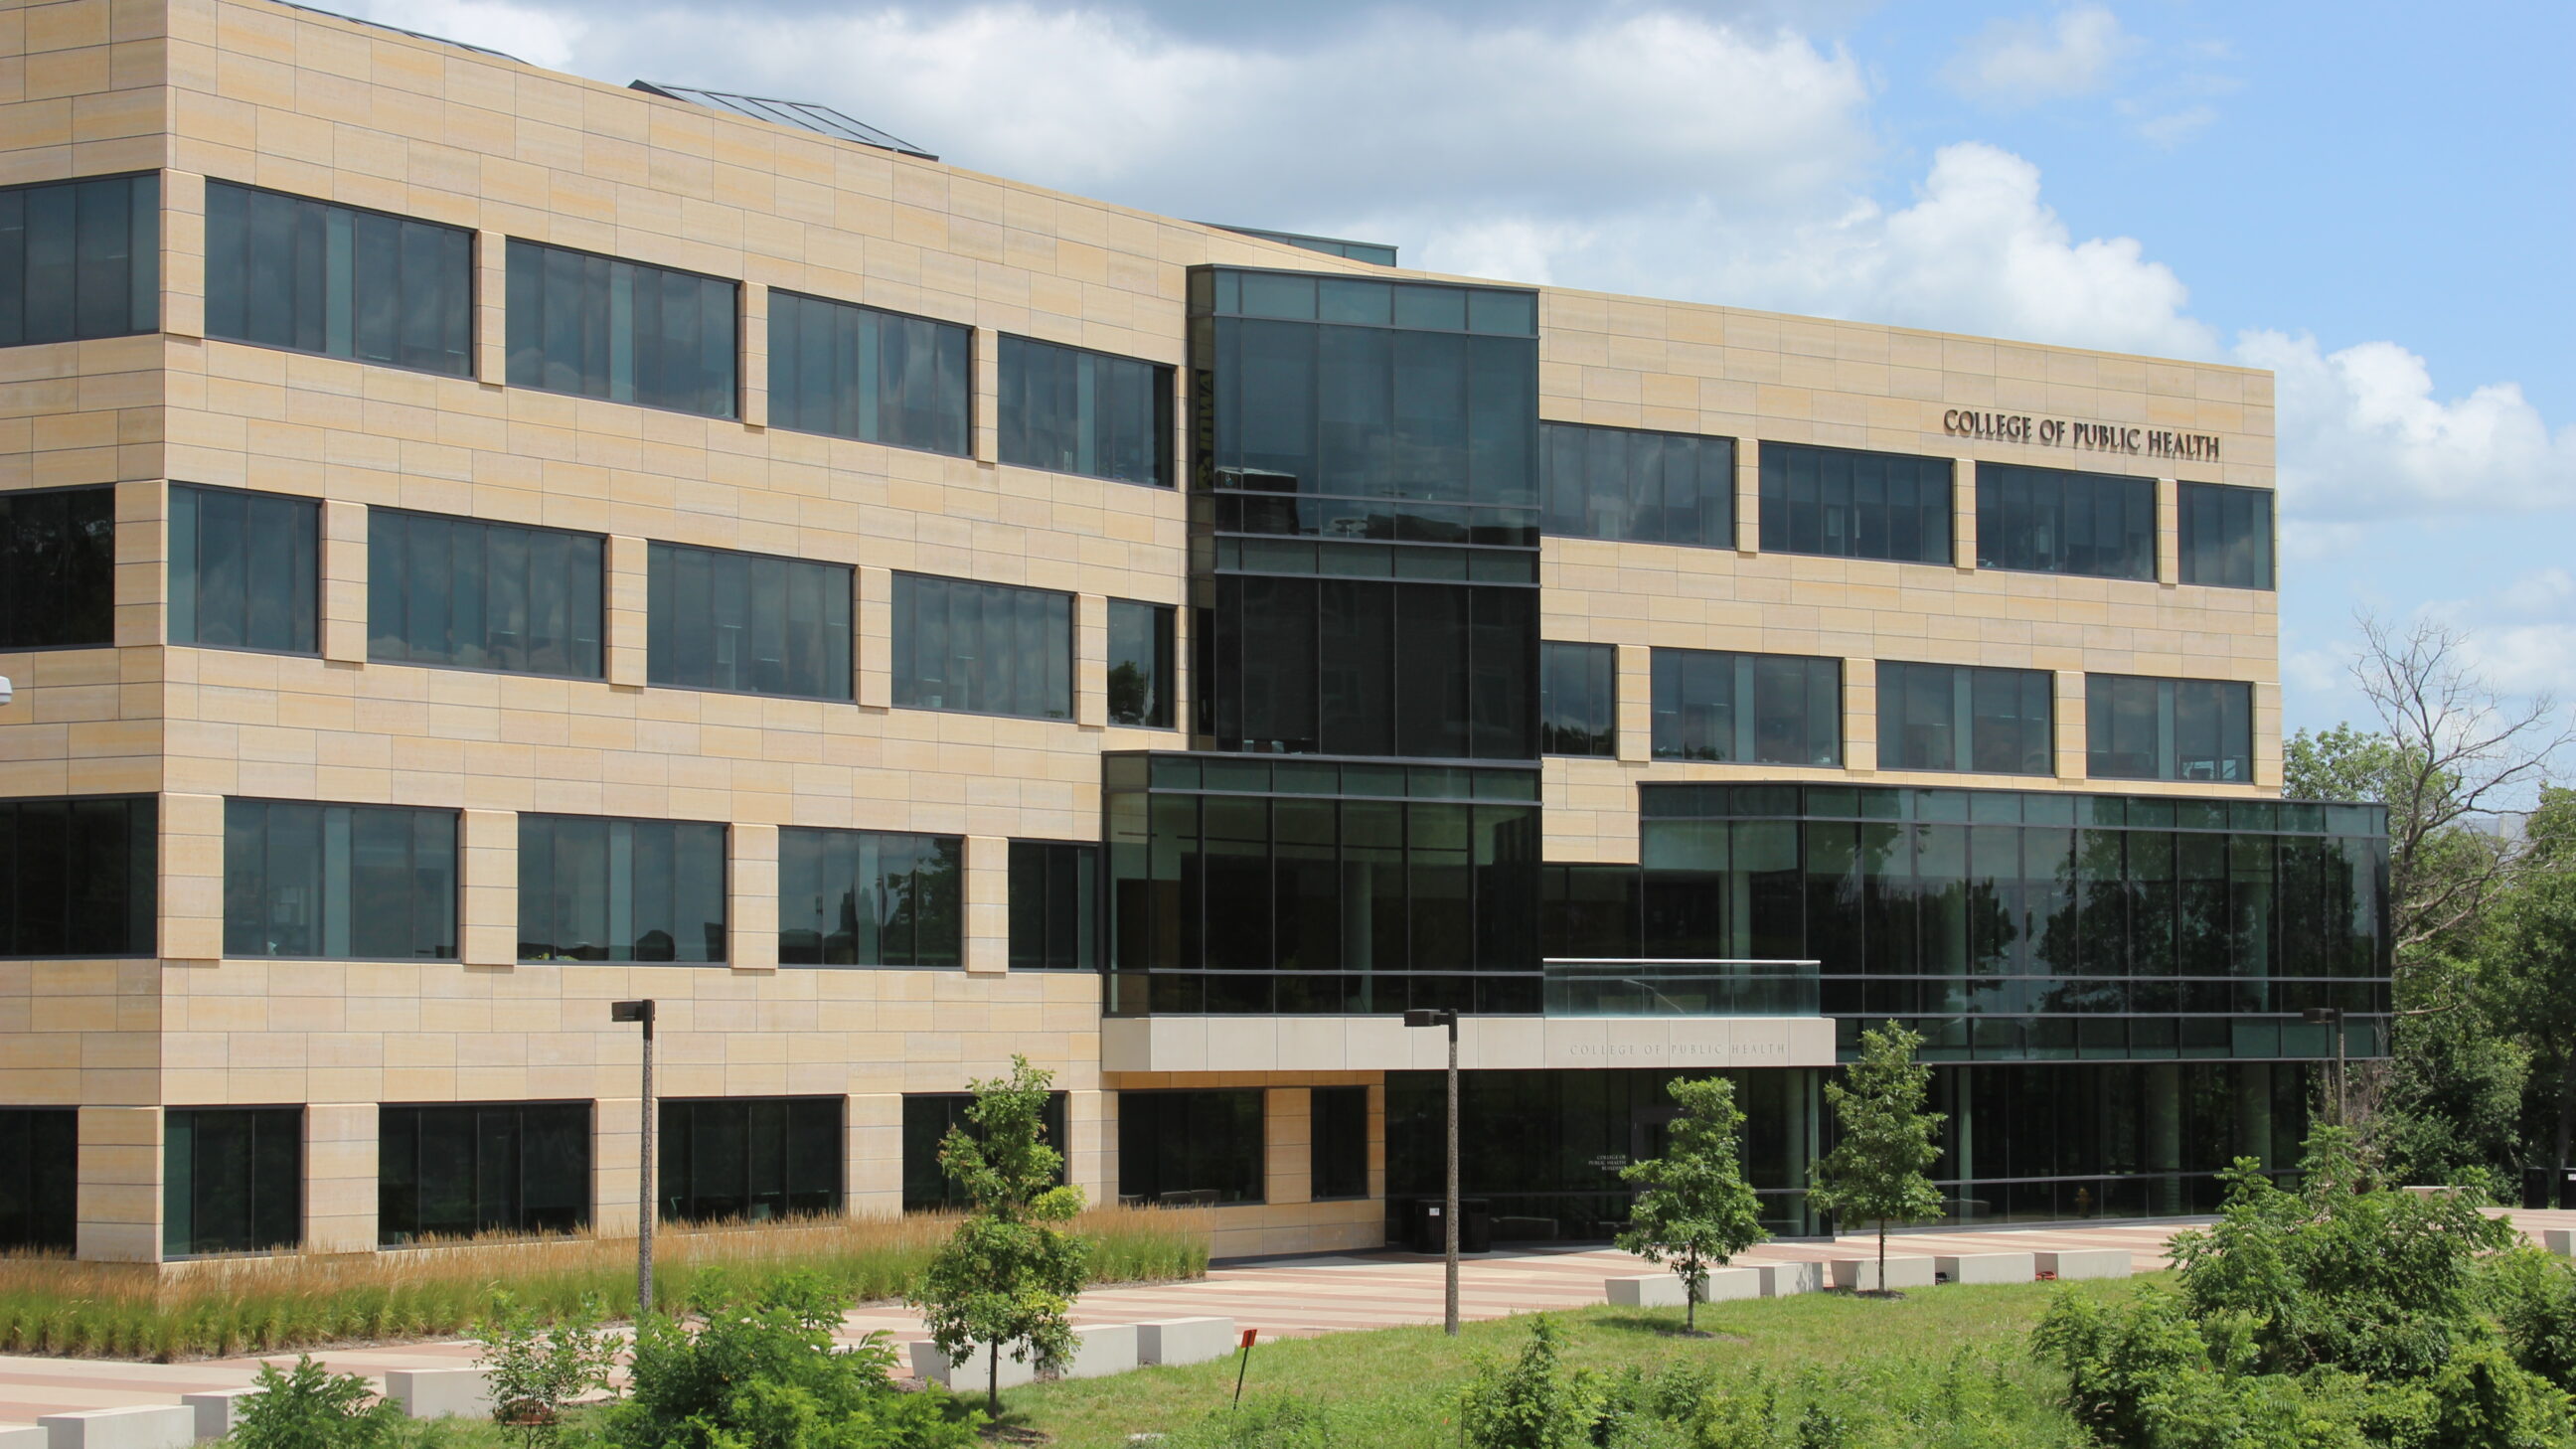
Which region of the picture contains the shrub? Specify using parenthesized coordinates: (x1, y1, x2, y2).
(587, 1270, 976, 1449)
(1456, 1317, 1598, 1449)
(229, 1356, 404, 1449)
(2494, 1246, 2576, 1391)
(476, 1291, 615, 1449)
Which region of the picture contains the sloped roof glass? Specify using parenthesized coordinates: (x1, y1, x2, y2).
(630, 82, 936, 160)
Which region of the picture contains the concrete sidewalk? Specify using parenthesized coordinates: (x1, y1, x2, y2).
(0, 1208, 2565, 1427)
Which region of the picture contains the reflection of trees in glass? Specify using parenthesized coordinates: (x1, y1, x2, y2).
(1107, 660, 1151, 725)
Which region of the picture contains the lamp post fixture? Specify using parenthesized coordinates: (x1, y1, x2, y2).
(2302, 1006, 2346, 1128)
(611, 999, 657, 1314)
(1402, 1007, 1461, 1337)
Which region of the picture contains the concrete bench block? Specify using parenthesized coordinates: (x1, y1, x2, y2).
(1135, 1316, 1237, 1367)
(1755, 1261, 1825, 1297)
(41, 1407, 198, 1449)
(2543, 1228, 2573, 1256)
(383, 1368, 495, 1420)
(1056, 1323, 1139, 1380)
(181, 1388, 262, 1442)
(1829, 1254, 1936, 1291)
(2036, 1249, 2134, 1281)
(906, 1342, 1038, 1391)
(1935, 1251, 2036, 1286)
(0, 1425, 47, 1449)
(1703, 1266, 1762, 1302)
(1605, 1274, 1686, 1308)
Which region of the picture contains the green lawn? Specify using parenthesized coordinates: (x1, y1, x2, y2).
(990, 1274, 2154, 1447)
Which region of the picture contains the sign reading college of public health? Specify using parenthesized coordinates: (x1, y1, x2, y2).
(1943, 408, 2222, 463)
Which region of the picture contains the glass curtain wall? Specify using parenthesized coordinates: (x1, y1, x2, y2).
(1189, 267, 1540, 763)
(767, 291, 970, 455)
(169, 485, 320, 654)
(1104, 753, 1541, 1015)
(368, 511, 604, 677)
(0, 485, 114, 649)
(504, 240, 736, 416)
(1545, 783, 2391, 1063)
(223, 801, 456, 960)
(516, 815, 727, 963)
(0, 173, 157, 346)
(203, 181, 473, 375)
(378, 1102, 590, 1243)
(1974, 464, 2155, 580)
(0, 795, 155, 957)
(2177, 483, 2276, 590)
(776, 827, 961, 967)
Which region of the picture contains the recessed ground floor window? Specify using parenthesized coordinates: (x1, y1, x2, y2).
(165, 1106, 301, 1256)
(901, 1091, 1069, 1211)
(657, 1096, 842, 1224)
(0, 1108, 75, 1250)
(1117, 1089, 1264, 1207)
(379, 1102, 590, 1244)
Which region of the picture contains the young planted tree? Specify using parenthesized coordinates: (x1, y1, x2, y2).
(904, 1055, 1094, 1416)
(1807, 1021, 1945, 1294)
(1615, 1075, 1769, 1333)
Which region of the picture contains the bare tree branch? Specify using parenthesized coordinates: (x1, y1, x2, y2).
(2349, 612, 2576, 955)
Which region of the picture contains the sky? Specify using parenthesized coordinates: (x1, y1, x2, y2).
(350, 0, 2576, 740)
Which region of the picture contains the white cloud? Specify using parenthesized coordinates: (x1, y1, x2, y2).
(1941, 5, 2136, 107)
(342, 0, 583, 69)
(2135, 103, 2216, 148)
(2236, 331, 2576, 521)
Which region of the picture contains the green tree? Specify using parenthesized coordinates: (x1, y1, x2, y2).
(1807, 1021, 1945, 1293)
(230, 1356, 403, 1449)
(1456, 1315, 1598, 1449)
(475, 1290, 616, 1449)
(2482, 803, 2576, 1192)
(904, 1055, 1093, 1415)
(1615, 1075, 1770, 1332)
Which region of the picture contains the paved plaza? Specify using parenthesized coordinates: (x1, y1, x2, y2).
(0, 1209, 2567, 1427)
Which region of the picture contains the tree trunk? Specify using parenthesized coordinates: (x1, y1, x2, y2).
(1685, 1259, 1698, 1333)
(987, 1349, 1000, 1418)
(1877, 1219, 1887, 1292)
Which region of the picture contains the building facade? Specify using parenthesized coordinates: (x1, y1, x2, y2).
(0, 0, 2385, 1262)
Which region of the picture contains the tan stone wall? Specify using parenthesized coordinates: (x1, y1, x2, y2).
(0, 0, 2280, 1260)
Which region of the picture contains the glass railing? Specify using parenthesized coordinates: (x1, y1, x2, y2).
(1542, 958, 1821, 1018)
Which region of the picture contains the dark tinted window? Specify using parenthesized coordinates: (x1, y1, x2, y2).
(517, 814, 727, 963)
(1118, 1089, 1264, 1205)
(1650, 650, 1841, 765)
(164, 1106, 300, 1255)
(1310, 1085, 1368, 1201)
(1205, 577, 1536, 760)
(767, 291, 969, 455)
(777, 827, 961, 968)
(2086, 675, 2255, 782)
(1757, 442, 1952, 564)
(901, 1091, 1068, 1210)
(0, 795, 155, 957)
(170, 485, 319, 654)
(1975, 463, 2154, 580)
(1539, 641, 1616, 758)
(368, 511, 603, 677)
(224, 800, 456, 959)
(891, 573, 1072, 720)
(999, 335, 1170, 486)
(204, 181, 472, 376)
(658, 1096, 841, 1223)
(378, 1102, 590, 1243)
(2178, 482, 2275, 590)
(1107, 599, 1174, 728)
(0, 486, 114, 650)
(0, 173, 157, 347)
(1878, 662, 2054, 775)
(0, 1109, 76, 1250)
(505, 240, 736, 417)
(646, 543, 851, 701)
(1010, 840, 1097, 971)
(1539, 422, 1733, 548)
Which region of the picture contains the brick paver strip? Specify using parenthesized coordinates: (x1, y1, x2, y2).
(0, 1208, 2565, 1422)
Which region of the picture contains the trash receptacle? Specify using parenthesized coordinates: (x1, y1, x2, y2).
(1406, 1198, 1446, 1254)
(1460, 1199, 1493, 1254)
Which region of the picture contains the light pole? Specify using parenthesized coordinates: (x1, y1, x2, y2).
(1403, 1007, 1460, 1337)
(611, 999, 657, 1315)
(2302, 1006, 2345, 1127)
